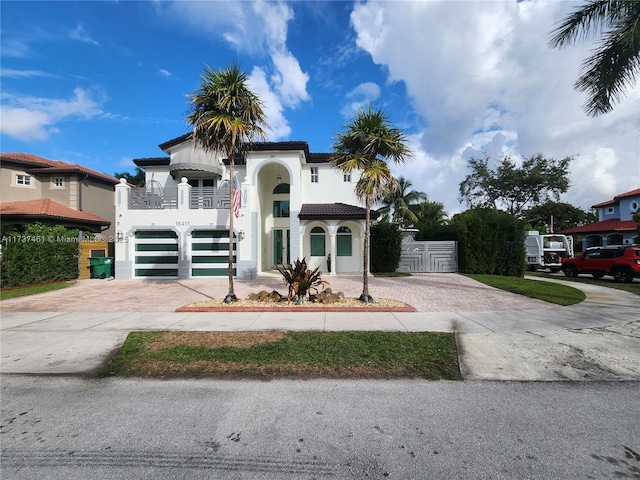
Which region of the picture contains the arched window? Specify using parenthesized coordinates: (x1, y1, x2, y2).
(310, 226, 326, 256)
(337, 226, 352, 256)
(272, 183, 290, 194)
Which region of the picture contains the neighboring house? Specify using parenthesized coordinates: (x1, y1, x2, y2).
(0, 153, 119, 236)
(560, 188, 640, 249)
(114, 133, 378, 280)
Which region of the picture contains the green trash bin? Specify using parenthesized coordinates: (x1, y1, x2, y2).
(89, 257, 113, 279)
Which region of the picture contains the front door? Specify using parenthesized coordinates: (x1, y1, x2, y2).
(273, 229, 290, 266)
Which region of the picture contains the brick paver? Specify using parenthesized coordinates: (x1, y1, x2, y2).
(0, 274, 552, 313)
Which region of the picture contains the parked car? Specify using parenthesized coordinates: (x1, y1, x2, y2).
(561, 245, 640, 283)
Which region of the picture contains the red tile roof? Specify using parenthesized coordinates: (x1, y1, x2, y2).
(592, 188, 640, 208)
(0, 199, 110, 226)
(1, 153, 120, 185)
(559, 218, 638, 234)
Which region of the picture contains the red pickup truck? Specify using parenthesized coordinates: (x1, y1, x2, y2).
(561, 245, 640, 283)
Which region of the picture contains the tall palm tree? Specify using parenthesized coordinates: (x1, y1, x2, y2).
(548, 0, 640, 116)
(187, 62, 267, 303)
(331, 106, 412, 302)
(380, 176, 427, 227)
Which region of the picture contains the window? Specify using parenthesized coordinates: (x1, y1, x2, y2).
(53, 177, 64, 187)
(273, 200, 290, 218)
(310, 226, 325, 256)
(310, 167, 319, 183)
(16, 174, 31, 186)
(337, 226, 352, 256)
(606, 207, 614, 214)
(343, 173, 351, 183)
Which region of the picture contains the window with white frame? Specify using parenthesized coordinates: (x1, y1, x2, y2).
(16, 174, 31, 186)
(343, 173, 351, 183)
(310, 226, 326, 256)
(606, 207, 614, 214)
(310, 167, 319, 183)
(53, 177, 64, 187)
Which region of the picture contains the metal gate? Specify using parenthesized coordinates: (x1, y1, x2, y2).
(398, 241, 458, 273)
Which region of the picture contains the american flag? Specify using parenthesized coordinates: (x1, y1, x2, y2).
(232, 175, 241, 218)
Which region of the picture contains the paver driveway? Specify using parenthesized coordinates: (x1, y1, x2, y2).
(0, 273, 552, 313)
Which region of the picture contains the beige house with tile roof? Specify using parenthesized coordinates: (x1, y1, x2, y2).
(114, 134, 378, 280)
(0, 153, 119, 236)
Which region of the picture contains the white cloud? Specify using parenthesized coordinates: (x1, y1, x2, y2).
(247, 67, 291, 140)
(0, 87, 104, 141)
(341, 82, 381, 118)
(1, 69, 59, 79)
(158, 69, 172, 78)
(164, 0, 310, 115)
(350, 0, 640, 214)
(69, 24, 99, 45)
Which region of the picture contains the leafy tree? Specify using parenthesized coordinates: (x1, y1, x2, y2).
(458, 154, 573, 217)
(548, 0, 640, 116)
(113, 167, 145, 187)
(186, 62, 268, 303)
(331, 106, 412, 302)
(523, 201, 597, 233)
(379, 176, 427, 227)
(412, 200, 450, 240)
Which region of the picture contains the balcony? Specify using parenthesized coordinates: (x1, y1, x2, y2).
(126, 185, 230, 210)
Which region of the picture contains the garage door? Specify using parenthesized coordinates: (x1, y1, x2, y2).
(134, 230, 179, 278)
(191, 230, 236, 277)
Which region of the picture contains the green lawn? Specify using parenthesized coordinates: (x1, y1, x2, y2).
(463, 274, 586, 305)
(526, 271, 640, 296)
(0, 280, 75, 300)
(101, 330, 461, 380)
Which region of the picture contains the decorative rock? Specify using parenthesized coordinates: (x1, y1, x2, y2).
(316, 290, 345, 304)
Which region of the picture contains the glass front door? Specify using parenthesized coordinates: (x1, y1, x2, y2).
(273, 229, 290, 266)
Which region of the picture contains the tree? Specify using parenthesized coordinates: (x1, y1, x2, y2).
(523, 201, 597, 233)
(410, 200, 448, 226)
(379, 176, 427, 227)
(331, 106, 412, 302)
(113, 167, 145, 187)
(186, 62, 267, 303)
(458, 154, 573, 217)
(548, 0, 640, 116)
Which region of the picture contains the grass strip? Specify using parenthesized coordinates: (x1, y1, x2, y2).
(464, 274, 586, 305)
(0, 280, 75, 300)
(526, 272, 640, 296)
(101, 331, 461, 380)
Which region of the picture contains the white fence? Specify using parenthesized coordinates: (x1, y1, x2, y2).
(398, 240, 458, 273)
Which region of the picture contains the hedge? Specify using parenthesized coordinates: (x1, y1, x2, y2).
(1, 223, 81, 288)
(370, 221, 403, 273)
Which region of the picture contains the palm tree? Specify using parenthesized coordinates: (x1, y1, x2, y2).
(380, 176, 427, 227)
(187, 62, 267, 303)
(331, 106, 412, 302)
(548, 0, 640, 116)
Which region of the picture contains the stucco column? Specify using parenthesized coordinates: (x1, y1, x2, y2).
(177, 177, 191, 211)
(329, 229, 337, 276)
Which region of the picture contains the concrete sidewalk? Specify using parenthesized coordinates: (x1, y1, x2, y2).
(1, 275, 638, 380)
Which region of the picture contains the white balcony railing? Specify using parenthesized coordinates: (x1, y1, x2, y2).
(189, 186, 230, 209)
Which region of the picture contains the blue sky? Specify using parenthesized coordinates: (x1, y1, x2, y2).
(1, 0, 638, 216)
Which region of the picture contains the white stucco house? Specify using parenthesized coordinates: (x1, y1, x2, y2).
(113, 133, 378, 280)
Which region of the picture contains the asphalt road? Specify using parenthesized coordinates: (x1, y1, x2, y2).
(1, 376, 638, 479)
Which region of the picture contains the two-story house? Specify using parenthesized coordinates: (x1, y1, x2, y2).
(0, 153, 119, 236)
(560, 188, 640, 249)
(114, 133, 377, 280)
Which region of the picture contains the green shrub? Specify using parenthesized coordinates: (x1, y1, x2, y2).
(370, 221, 403, 272)
(1, 223, 80, 288)
(450, 208, 526, 276)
